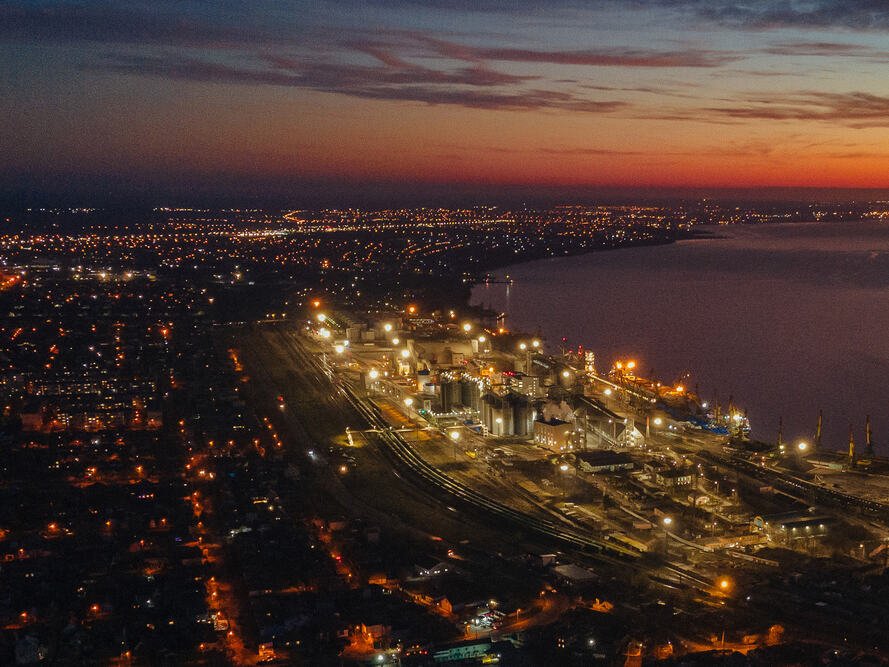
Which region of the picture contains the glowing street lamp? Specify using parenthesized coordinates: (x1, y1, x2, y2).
(368, 368, 379, 380)
(316, 313, 327, 322)
(383, 323, 393, 332)
(449, 430, 460, 459)
(519, 342, 527, 351)
(662, 516, 673, 555)
(462, 323, 472, 332)
(797, 441, 809, 452)
(400, 348, 410, 359)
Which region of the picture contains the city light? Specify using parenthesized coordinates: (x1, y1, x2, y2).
(798, 441, 808, 452)
(368, 369, 379, 380)
(400, 348, 410, 358)
(462, 323, 472, 332)
(316, 313, 327, 322)
(383, 323, 393, 332)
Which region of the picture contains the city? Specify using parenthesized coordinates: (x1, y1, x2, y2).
(5, 0, 889, 664)
(2, 205, 889, 664)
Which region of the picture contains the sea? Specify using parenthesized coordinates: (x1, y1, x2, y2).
(471, 220, 889, 454)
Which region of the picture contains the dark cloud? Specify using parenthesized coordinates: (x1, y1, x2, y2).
(375, 33, 738, 68)
(703, 91, 889, 128)
(0, 2, 264, 48)
(359, 1, 889, 32)
(461, 46, 737, 68)
(95, 53, 627, 113)
(764, 41, 889, 60)
(691, 1, 889, 31)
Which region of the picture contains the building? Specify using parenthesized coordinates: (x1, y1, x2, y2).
(533, 417, 574, 452)
(576, 450, 634, 473)
(654, 466, 695, 489)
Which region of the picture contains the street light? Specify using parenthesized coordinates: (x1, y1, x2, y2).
(519, 342, 527, 351)
(797, 441, 808, 452)
(368, 368, 379, 380)
(450, 430, 461, 460)
(316, 313, 327, 322)
(462, 323, 472, 332)
(662, 516, 673, 556)
(383, 323, 393, 332)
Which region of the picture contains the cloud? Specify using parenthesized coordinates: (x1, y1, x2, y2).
(376, 33, 739, 68)
(470, 46, 737, 68)
(691, 1, 889, 32)
(95, 53, 628, 113)
(0, 2, 260, 48)
(764, 41, 889, 61)
(703, 91, 889, 128)
(353, 1, 889, 33)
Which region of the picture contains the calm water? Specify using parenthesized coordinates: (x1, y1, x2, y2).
(472, 221, 889, 453)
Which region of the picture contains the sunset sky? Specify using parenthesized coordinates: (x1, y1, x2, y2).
(3, 1, 889, 204)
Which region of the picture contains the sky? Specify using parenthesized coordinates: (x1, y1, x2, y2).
(3, 1, 889, 205)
